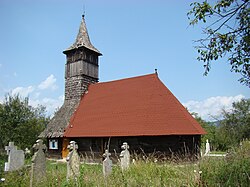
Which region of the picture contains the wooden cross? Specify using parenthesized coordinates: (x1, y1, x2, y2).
(5, 142, 17, 155)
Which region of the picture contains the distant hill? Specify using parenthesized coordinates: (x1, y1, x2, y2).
(209, 120, 222, 127)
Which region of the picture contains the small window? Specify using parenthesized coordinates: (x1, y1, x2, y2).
(49, 139, 58, 150)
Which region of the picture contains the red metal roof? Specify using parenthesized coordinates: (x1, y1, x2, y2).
(64, 74, 206, 137)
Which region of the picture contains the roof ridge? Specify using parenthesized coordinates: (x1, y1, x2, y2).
(91, 73, 157, 87)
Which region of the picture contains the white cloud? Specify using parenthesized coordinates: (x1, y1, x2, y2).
(38, 74, 57, 90)
(34, 92, 41, 99)
(0, 74, 63, 117)
(3, 74, 62, 116)
(29, 95, 64, 116)
(183, 95, 245, 121)
(11, 86, 35, 97)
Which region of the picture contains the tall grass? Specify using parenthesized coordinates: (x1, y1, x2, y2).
(200, 140, 250, 187)
(0, 160, 199, 186)
(0, 140, 249, 186)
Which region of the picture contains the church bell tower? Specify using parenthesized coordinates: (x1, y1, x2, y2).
(39, 15, 102, 151)
(63, 15, 102, 101)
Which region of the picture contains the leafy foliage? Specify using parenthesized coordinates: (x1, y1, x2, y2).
(0, 94, 49, 150)
(188, 0, 250, 86)
(193, 99, 250, 151)
(217, 98, 250, 149)
(192, 113, 217, 148)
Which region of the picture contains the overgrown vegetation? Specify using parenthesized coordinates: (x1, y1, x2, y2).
(0, 158, 200, 186)
(195, 98, 250, 151)
(200, 140, 250, 187)
(0, 140, 249, 186)
(0, 94, 49, 150)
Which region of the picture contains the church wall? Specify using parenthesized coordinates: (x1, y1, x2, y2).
(46, 138, 63, 159)
(69, 135, 201, 160)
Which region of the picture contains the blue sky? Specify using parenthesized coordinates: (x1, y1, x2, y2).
(0, 0, 249, 121)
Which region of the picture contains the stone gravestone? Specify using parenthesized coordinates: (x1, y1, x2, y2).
(66, 141, 80, 181)
(4, 142, 24, 171)
(120, 142, 130, 171)
(103, 149, 112, 177)
(30, 139, 47, 187)
(204, 139, 211, 156)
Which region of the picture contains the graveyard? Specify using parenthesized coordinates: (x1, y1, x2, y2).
(0, 139, 250, 186)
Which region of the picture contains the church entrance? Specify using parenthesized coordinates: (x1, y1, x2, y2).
(62, 138, 70, 158)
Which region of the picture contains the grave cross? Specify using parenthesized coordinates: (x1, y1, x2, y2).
(30, 139, 47, 187)
(103, 149, 112, 177)
(67, 141, 78, 152)
(5, 142, 16, 155)
(33, 139, 46, 152)
(103, 149, 111, 159)
(66, 141, 80, 181)
(4, 142, 24, 172)
(121, 142, 129, 151)
(120, 142, 130, 171)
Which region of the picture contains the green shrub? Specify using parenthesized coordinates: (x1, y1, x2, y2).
(0, 153, 7, 178)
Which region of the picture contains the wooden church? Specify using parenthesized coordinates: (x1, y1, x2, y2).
(40, 15, 206, 159)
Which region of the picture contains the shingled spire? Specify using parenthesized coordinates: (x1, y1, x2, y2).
(63, 15, 102, 101)
(63, 15, 101, 55)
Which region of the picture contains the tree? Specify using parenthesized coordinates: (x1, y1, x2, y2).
(221, 99, 250, 146)
(0, 94, 50, 150)
(188, 0, 250, 86)
(192, 99, 250, 151)
(203, 99, 250, 151)
(193, 112, 218, 149)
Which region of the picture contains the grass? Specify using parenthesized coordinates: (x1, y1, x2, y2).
(199, 140, 250, 187)
(0, 157, 249, 187)
(209, 151, 226, 155)
(199, 156, 250, 187)
(0, 159, 200, 186)
(0, 140, 249, 186)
